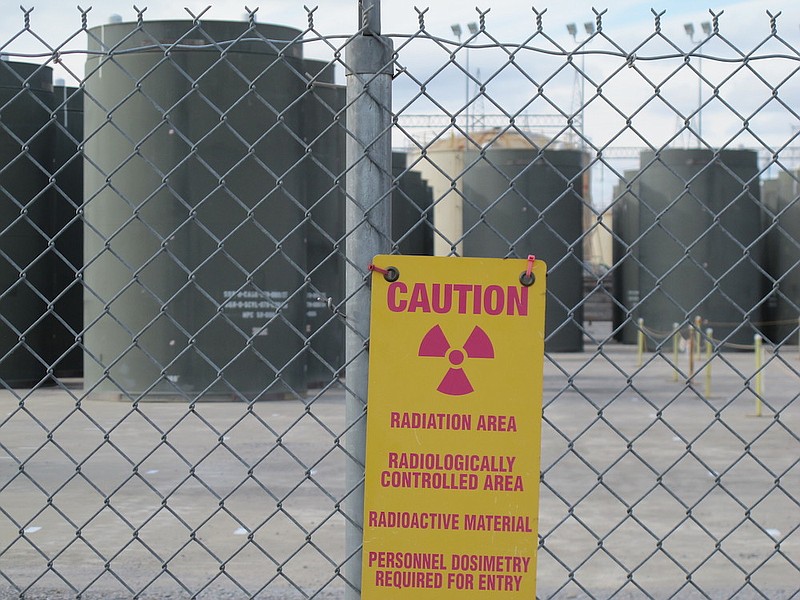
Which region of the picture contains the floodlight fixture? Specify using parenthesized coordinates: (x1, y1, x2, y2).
(566, 23, 577, 40)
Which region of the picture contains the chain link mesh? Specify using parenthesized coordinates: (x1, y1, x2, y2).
(0, 4, 798, 599)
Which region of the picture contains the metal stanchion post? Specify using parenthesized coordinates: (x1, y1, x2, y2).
(672, 322, 680, 382)
(694, 315, 702, 364)
(705, 328, 713, 397)
(688, 325, 695, 385)
(344, 2, 393, 595)
(637, 317, 645, 367)
(754, 334, 763, 417)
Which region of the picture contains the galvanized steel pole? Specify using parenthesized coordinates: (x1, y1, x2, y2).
(344, 1, 393, 596)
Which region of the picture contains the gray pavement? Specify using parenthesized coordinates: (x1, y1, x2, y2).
(0, 338, 798, 599)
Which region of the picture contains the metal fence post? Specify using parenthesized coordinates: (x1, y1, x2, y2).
(343, 1, 394, 596)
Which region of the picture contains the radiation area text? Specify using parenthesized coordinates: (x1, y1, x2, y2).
(389, 411, 517, 432)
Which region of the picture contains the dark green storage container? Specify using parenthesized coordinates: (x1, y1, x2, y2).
(83, 21, 308, 400)
(49, 84, 84, 377)
(637, 149, 764, 348)
(461, 148, 585, 352)
(392, 152, 434, 256)
(0, 60, 54, 386)
(611, 170, 641, 344)
(762, 171, 800, 345)
(303, 60, 345, 388)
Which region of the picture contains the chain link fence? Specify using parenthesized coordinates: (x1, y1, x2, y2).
(0, 3, 798, 598)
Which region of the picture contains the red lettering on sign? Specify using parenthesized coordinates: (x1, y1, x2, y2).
(507, 285, 527, 315)
(387, 452, 399, 468)
(408, 283, 431, 312)
(453, 284, 471, 313)
(483, 474, 524, 491)
(484, 285, 503, 315)
(431, 283, 453, 313)
(387, 282, 407, 312)
(385, 282, 528, 316)
(476, 414, 517, 432)
(472, 284, 482, 314)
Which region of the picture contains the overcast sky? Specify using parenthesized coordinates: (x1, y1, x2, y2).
(3, 1, 800, 204)
(0, 0, 789, 30)
(4, 1, 800, 66)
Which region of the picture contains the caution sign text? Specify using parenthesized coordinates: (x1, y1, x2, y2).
(362, 255, 546, 598)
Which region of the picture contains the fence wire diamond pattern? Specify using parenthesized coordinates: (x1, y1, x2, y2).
(0, 4, 798, 599)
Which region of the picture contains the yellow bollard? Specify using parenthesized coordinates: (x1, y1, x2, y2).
(754, 334, 763, 417)
(704, 328, 713, 398)
(694, 315, 702, 364)
(637, 317, 645, 367)
(672, 322, 680, 382)
(688, 325, 695, 385)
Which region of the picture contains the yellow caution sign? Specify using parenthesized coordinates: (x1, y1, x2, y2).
(362, 255, 546, 598)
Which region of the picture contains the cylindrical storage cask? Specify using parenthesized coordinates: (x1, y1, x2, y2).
(461, 147, 585, 351)
(303, 60, 345, 388)
(83, 21, 308, 400)
(637, 149, 763, 348)
(0, 60, 54, 386)
(762, 171, 800, 345)
(392, 152, 433, 256)
(49, 84, 84, 377)
(611, 170, 640, 344)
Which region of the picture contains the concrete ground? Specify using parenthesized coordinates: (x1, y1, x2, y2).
(0, 335, 798, 599)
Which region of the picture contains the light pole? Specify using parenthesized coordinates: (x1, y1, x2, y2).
(567, 22, 596, 260)
(452, 21, 478, 136)
(566, 21, 594, 152)
(684, 21, 711, 147)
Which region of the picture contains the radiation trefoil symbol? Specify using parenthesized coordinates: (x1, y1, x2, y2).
(418, 325, 495, 396)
